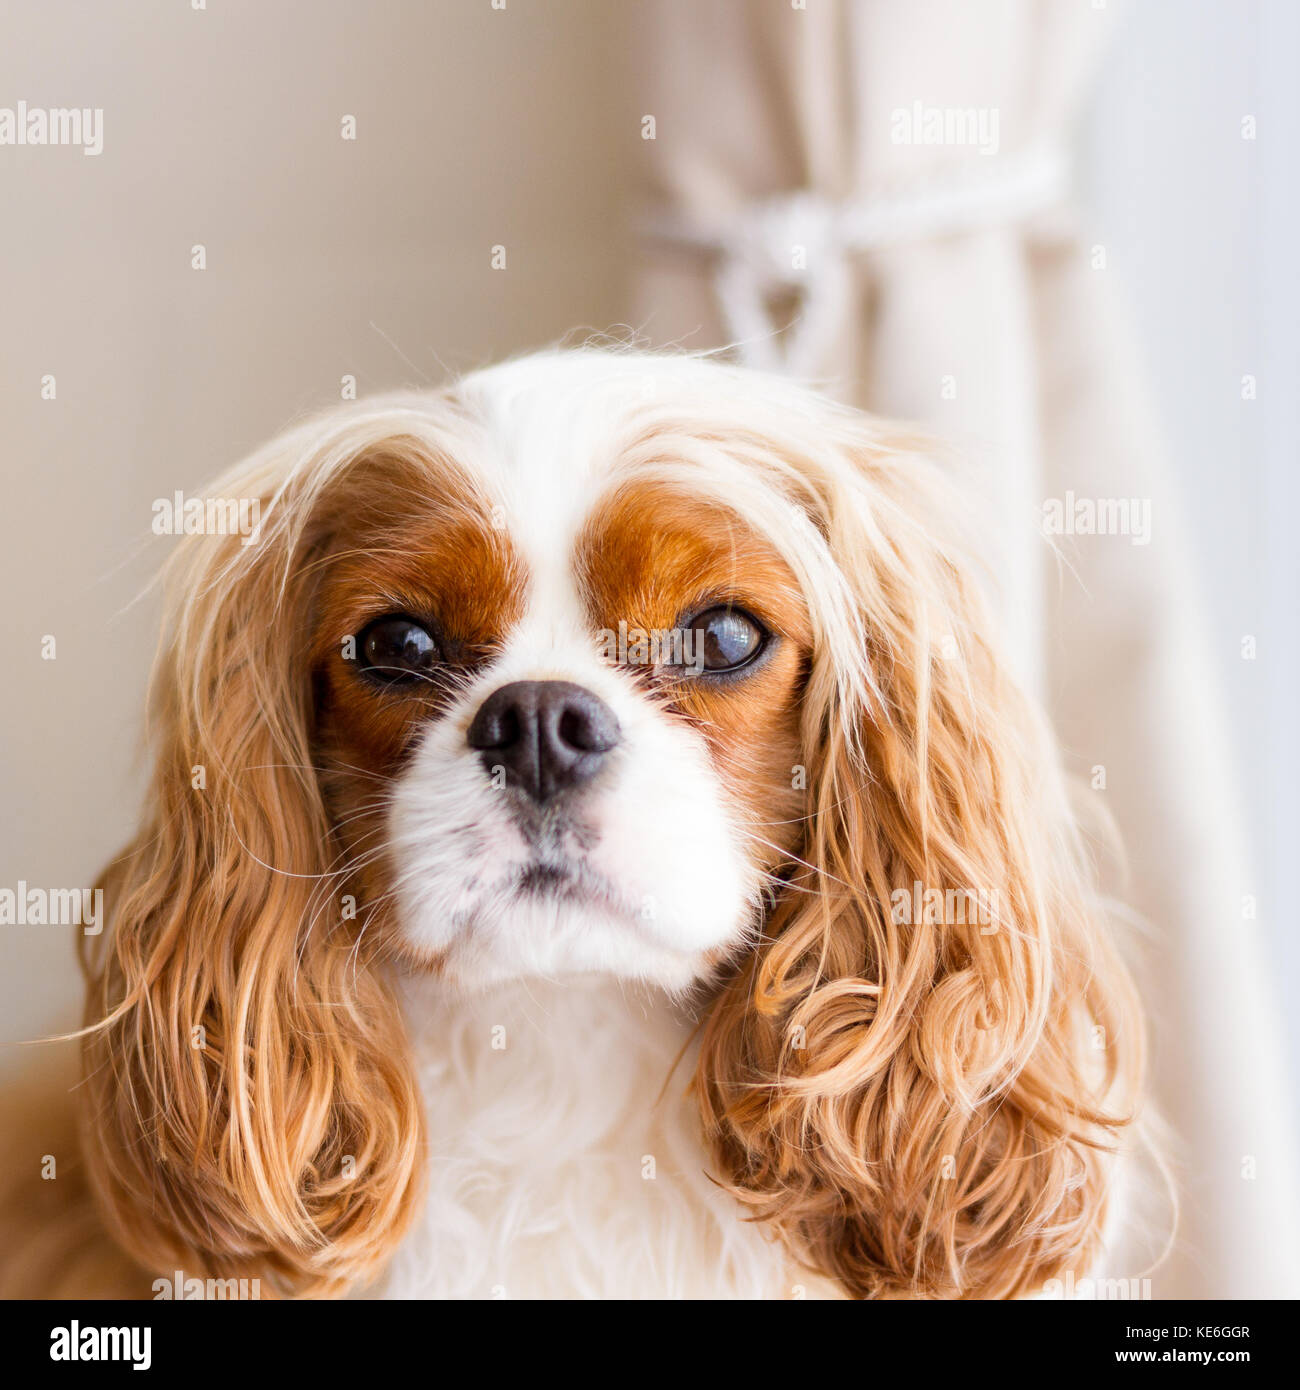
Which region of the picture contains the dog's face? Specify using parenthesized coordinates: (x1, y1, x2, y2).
(311, 361, 812, 992)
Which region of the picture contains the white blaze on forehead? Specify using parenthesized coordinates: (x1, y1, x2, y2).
(452, 358, 634, 683)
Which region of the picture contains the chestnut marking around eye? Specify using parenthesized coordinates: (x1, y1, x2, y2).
(356, 614, 440, 686)
(678, 604, 768, 676)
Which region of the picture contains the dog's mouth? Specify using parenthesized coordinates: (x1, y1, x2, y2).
(510, 858, 620, 910)
(515, 862, 579, 896)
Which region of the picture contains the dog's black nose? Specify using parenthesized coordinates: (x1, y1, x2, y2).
(467, 680, 620, 803)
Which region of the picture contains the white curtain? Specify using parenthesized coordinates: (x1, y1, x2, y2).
(632, 0, 1298, 1298)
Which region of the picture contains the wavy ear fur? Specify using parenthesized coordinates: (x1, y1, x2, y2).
(697, 422, 1143, 1299)
(78, 424, 438, 1296)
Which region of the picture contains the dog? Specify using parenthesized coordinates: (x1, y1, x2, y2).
(0, 348, 1143, 1299)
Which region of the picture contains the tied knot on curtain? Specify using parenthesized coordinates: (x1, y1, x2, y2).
(645, 141, 1071, 376)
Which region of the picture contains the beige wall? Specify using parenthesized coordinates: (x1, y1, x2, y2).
(0, 0, 637, 1067)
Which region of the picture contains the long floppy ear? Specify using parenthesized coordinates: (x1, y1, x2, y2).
(79, 428, 428, 1297)
(697, 424, 1143, 1299)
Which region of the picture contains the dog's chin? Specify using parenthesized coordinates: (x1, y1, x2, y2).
(389, 864, 742, 995)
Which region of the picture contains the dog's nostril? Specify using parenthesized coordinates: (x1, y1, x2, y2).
(467, 680, 620, 803)
(557, 703, 618, 754)
(557, 709, 586, 751)
(473, 705, 519, 750)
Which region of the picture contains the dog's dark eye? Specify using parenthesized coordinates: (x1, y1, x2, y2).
(689, 606, 765, 673)
(357, 615, 438, 684)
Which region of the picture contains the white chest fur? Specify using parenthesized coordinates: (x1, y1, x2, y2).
(374, 976, 798, 1299)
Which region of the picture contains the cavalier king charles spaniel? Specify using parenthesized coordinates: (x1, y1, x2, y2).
(2, 348, 1143, 1300)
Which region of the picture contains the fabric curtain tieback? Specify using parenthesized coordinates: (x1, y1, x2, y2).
(644, 142, 1070, 373)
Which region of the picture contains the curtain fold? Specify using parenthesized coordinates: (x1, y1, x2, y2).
(632, 0, 1298, 1297)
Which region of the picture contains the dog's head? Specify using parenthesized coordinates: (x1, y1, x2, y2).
(81, 349, 1141, 1298)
